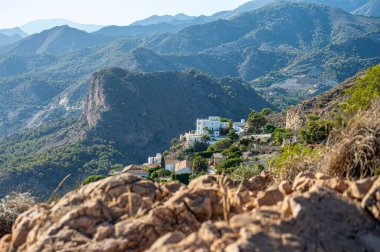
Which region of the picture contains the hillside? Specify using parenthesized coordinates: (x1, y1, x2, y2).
(0, 34, 23, 47)
(0, 68, 270, 199)
(85, 68, 271, 156)
(235, 0, 380, 17)
(1, 26, 114, 56)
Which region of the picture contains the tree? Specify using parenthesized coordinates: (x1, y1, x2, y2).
(161, 155, 166, 169)
(272, 128, 292, 145)
(226, 129, 239, 141)
(201, 135, 211, 142)
(213, 138, 232, 151)
(192, 155, 209, 174)
(247, 108, 272, 133)
(263, 124, 276, 133)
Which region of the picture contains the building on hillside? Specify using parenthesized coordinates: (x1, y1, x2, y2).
(183, 116, 247, 148)
(175, 160, 192, 174)
(123, 165, 149, 178)
(147, 153, 162, 165)
(196, 116, 228, 137)
(184, 131, 203, 148)
(165, 158, 179, 173)
(211, 153, 227, 166)
(233, 119, 246, 134)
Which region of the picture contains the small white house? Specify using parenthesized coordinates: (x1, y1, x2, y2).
(147, 153, 162, 165)
(184, 132, 203, 148)
(175, 160, 192, 174)
(233, 119, 246, 134)
(165, 158, 179, 173)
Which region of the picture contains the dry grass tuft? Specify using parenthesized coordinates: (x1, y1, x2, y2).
(322, 99, 380, 179)
(0, 192, 36, 237)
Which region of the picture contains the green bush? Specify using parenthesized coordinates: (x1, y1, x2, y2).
(263, 124, 276, 133)
(247, 108, 272, 133)
(230, 163, 265, 180)
(216, 158, 243, 174)
(82, 175, 106, 186)
(150, 168, 171, 179)
(171, 173, 191, 184)
(300, 115, 334, 144)
(342, 65, 380, 113)
(192, 155, 209, 174)
(272, 128, 292, 145)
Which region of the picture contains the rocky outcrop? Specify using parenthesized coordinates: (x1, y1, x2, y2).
(84, 68, 271, 162)
(1, 172, 380, 252)
(285, 105, 306, 130)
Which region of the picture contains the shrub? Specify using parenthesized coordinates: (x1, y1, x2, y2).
(0, 192, 36, 237)
(188, 141, 209, 153)
(272, 128, 292, 145)
(230, 163, 265, 180)
(300, 115, 334, 144)
(263, 124, 276, 133)
(81, 175, 106, 186)
(322, 100, 380, 179)
(341, 65, 380, 113)
(171, 173, 191, 184)
(226, 129, 239, 141)
(269, 144, 324, 182)
(247, 108, 271, 133)
(192, 155, 209, 174)
(150, 168, 172, 179)
(212, 138, 232, 151)
(216, 158, 243, 174)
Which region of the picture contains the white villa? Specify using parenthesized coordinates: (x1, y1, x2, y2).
(183, 116, 246, 148)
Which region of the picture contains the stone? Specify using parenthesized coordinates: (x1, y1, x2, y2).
(255, 189, 284, 207)
(279, 181, 292, 195)
(362, 177, 380, 221)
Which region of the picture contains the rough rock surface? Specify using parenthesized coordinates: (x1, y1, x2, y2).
(1, 173, 380, 252)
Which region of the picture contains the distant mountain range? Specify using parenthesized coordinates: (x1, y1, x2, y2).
(1, 25, 113, 55)
(0, 33, 23, 47)
(0, 27, 28, 37)
(20, 19, 104, 34)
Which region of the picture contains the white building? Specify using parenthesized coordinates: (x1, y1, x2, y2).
(196, 116, 228, 138)
(184, 132, 203, 148)
(175, 160, 192, 174)
(233, 119, 246, 134)
(165, 158, 178, 173)
(147, 153, 162, 165)
(184, 116, 246, 148)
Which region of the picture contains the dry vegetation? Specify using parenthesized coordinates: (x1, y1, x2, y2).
(322, 99, 380, 179)
(0, 192, 36, 237)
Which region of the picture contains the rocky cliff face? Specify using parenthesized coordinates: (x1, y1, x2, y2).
(84, 68, 271, 161)
(1, 172, 379, 251)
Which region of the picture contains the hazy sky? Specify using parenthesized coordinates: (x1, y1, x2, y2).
(0, 0, 250, 28)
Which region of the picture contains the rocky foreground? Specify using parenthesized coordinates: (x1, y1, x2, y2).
(1, 172, 380, 252)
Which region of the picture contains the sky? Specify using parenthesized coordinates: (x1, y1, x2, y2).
(0, 0, 250, 28)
